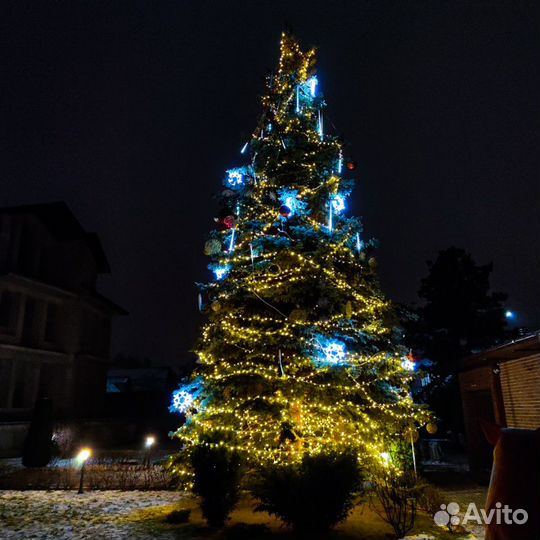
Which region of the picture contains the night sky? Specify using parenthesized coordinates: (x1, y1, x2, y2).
(1, 1, 538, 366)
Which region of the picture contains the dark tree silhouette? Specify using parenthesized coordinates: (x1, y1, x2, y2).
(408, 247, 507, 431)
(417, 247, 507, 373)
(22, 397, 53, 467)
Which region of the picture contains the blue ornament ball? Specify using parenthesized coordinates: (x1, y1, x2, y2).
(279, 204, 291, 217)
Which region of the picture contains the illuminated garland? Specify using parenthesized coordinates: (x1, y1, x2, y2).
(170, 32, 428, 478)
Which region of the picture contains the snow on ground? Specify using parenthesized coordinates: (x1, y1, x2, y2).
(0, 490, 183, 540)
(0, 488, 485, 540)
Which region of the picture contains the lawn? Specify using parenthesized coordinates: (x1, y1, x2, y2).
(0, 488, 484, 539)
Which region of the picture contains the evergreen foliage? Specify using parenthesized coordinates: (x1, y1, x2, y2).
(170, 32, 427, 486)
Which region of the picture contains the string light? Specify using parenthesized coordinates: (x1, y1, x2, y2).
(170, 32, 429, 475)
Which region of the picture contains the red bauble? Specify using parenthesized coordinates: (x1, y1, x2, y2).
(223, 215, 235, 229)
(279, 204, 291, 217)
(346, 160, 357, 171)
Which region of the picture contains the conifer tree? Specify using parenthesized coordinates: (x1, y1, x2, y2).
(170, 33, 427, 479)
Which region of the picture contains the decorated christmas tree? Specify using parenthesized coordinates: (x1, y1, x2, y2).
(170, 33, 427, 479)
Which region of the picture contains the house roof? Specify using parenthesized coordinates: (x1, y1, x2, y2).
(461, 333, 540, 371)
(0, 201, 111, 273)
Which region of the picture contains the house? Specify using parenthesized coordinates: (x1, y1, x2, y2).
(459, 333, 540, 473)
(0, 202, 126, 423)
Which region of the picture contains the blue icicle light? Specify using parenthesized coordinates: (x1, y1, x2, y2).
(356, 232, 363, 253)
(307, 76, 318, 97)
(228, 228, 236, 252)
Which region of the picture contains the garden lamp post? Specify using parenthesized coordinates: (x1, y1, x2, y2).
(76, 448, 91, 494)
(143, 436, 155, 467)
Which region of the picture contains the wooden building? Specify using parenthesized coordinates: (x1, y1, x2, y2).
(459, 333, 540, 472)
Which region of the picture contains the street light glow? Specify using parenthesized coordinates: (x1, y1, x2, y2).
(145, 436, 156, 448)
(76, 448, 91, 463)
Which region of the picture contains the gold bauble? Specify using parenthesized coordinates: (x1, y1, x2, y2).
(289, 309, 308, 322)
(204, 239, 221, 256)
(426, 422, 438, 435)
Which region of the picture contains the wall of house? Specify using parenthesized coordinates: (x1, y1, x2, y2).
(500, 353, 540, 429)
(0, 233, 112, 418)
(0, 418, 138, 458)
(0, 207, 121, 458)
(459, 365, 505, 473)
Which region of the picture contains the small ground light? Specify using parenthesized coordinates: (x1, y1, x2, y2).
(76, 447, 91, 494)
(505, 310, 515, 320)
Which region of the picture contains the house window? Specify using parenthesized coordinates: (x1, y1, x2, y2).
(24, 298, 35, 328)
(22, 297, 36, 345)
(11, 363, 28, 408)
(0, 359, 13, 407)
(0, 290, 13, 327)
(44, 303, 58, 343)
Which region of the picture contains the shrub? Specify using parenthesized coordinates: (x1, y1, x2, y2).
(22, 397, 53, 468)
(370, 468, 418, 540)
(191, 442, 242, 527)
(252, 451, 362, 533)
(165, 508, 191, 524)
(417, 480, 445, 515)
